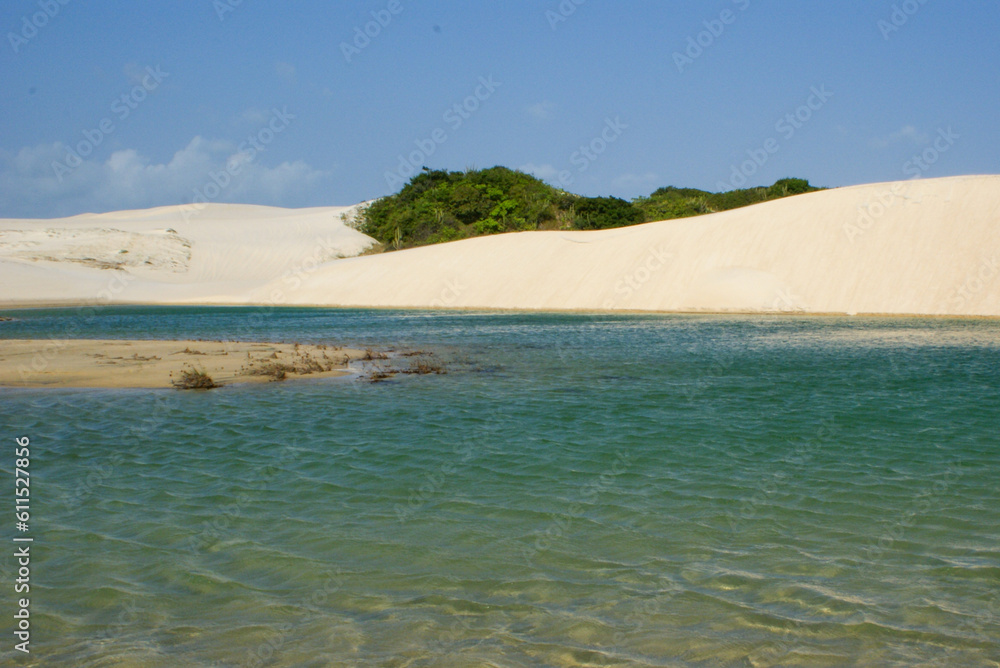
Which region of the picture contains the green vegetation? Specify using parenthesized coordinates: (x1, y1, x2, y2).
(358, 168, 822, 250)
(634, 178, 820, 222)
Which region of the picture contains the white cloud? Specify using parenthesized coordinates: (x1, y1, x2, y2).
(239, 108, 270, 125)
(0, 137, 331, 219)
(519, 162, 560, 182)
(872, 125, 930, 149)
(525, 101, 557, 121)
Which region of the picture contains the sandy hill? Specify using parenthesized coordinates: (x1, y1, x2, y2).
(0, 203, 376, 307)
(1, 175, 998, 316)
(250, 175, 999, 317)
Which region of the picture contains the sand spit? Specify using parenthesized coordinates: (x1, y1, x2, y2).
(0, 339, 368, 389)
(1, 175, 998, 316)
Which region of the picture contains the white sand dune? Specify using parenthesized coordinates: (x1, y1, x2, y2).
(1, 175, 998, 316)
(252, 175, 999, 317)
(0, 202, 376, 306)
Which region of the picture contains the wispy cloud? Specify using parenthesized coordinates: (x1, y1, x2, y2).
(525, 101, 557, 121)
(519, 162, 560, 182)
(239, 108, 270, 125)
(872, 125, 930, 149)
(0, 138, 331, 218)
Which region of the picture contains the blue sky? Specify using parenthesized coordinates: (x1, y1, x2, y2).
(1, 0, 997, 218)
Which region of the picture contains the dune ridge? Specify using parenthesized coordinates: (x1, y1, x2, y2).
(1, 175, 998, 316)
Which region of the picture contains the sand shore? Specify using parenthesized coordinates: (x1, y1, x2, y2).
(0, 339, 368, 389)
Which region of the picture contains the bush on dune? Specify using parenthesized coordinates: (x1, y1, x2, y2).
(634, 178, 823, 222)
(358, 167, 823, 250)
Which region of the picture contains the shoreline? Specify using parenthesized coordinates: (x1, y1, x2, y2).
(2, 301, 999, 321)
(0, 339, 369, 389)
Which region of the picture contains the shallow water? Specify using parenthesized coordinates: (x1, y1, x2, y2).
(1, 307, 998, 666)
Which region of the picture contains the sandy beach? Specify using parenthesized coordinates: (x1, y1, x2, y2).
(0, 339, 368, 388)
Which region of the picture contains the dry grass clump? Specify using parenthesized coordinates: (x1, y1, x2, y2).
(240, 347, 340, 382)
(171, 367, 219, 390)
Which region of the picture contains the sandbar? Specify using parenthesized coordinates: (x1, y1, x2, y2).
(0, 339, 368, 389)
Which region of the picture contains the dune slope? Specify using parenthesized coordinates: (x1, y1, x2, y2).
(1, 176, 998, 316)
(256, 175, 999, 317)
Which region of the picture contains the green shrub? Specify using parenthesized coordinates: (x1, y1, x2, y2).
(573, 196, 644, 230)
(359, 168, 823, 249)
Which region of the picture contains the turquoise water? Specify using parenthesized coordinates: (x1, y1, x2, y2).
(1, 307, 999, 666)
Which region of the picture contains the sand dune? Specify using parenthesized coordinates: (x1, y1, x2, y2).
(1, 175, 998, 316)
(258, 175, 999, 317)
(0, 202, 376, 306)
